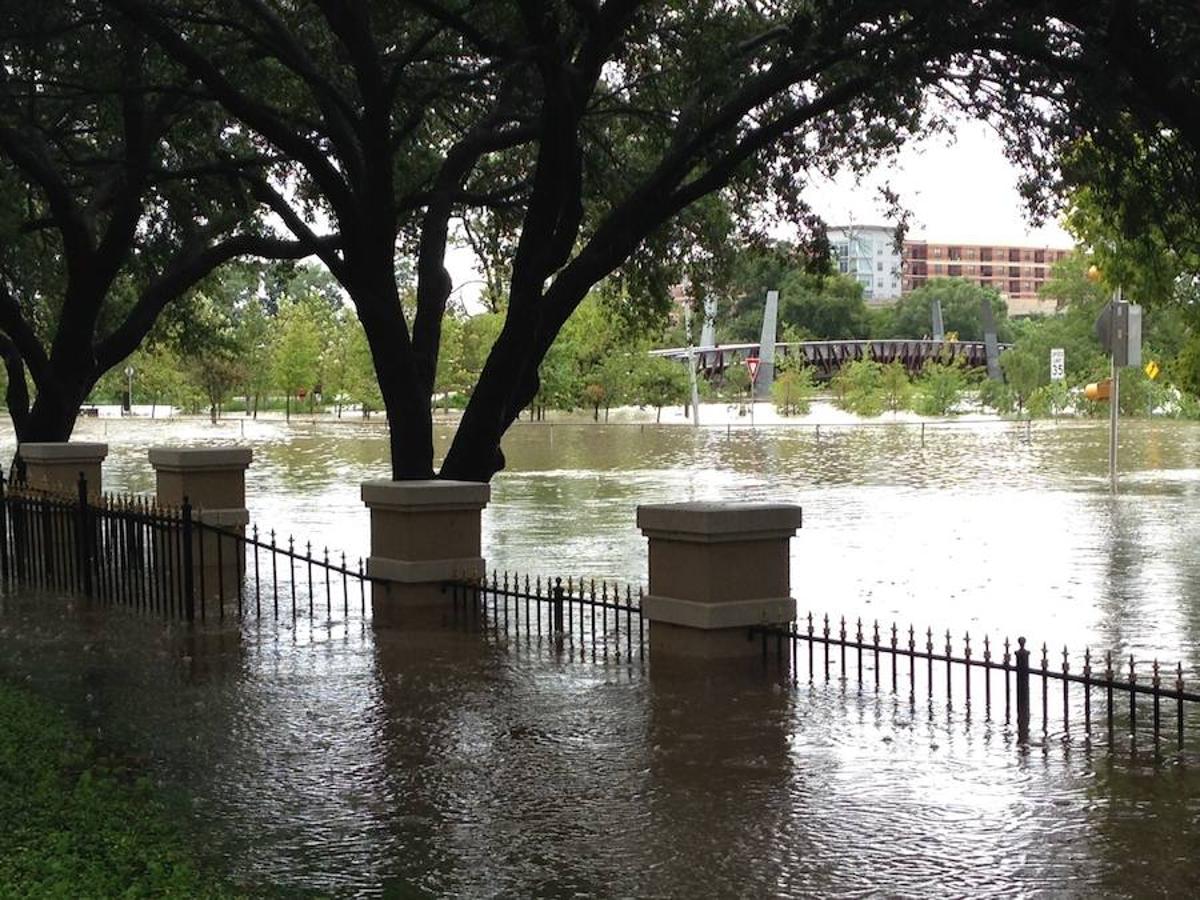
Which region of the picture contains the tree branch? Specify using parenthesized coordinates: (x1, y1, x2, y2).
(95, 233, 324, 370)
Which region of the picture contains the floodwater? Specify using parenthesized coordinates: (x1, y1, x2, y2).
(2, 408, 1200, 896)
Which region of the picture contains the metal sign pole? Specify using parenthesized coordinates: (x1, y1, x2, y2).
(1109, 285, 1123, 494)
(1110, 358, 1119, 493)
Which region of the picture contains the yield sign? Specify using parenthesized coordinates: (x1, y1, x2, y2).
(746, 356, 760, 383)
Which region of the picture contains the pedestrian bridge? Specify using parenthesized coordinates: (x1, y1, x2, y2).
(652, 339, 1005, 379)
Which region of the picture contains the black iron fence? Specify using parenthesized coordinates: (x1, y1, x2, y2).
(752, 614, 1200, 754)
(444, 573, 645, 662)
(0, 473, 373, 628)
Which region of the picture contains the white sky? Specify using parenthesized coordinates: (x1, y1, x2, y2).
(444, 117, 1073, 310)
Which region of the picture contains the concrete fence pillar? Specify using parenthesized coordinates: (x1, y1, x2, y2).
(149, 447, 252, 600)
(17, 442, 108, 497)
(362, 480, 489, 628)
(637, 502, 802, 662)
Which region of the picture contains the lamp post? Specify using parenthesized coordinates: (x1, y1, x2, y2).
(124, 365, 134, 416)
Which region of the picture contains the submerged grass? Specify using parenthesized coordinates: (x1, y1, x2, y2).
(0, 679, 241, 898)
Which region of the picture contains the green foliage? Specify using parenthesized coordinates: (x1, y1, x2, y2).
(914, 360, 968, 417)
(978, 378, 1015, 415)
(883, 279, 1011, 342)
(721, 244, 869, 342)
(0, 680, 235, 896)
(720, 363, 751, 400)
(271, 295, 325, 418)
(635, 356, 691, 422)
(999, 347, 1041, 412)
(879, 361, 913, 414)
(830, 359, 885, 417)
(771, 362, 815, 416)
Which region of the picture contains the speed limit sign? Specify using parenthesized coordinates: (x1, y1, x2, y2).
(1050, 348, 1065, 381)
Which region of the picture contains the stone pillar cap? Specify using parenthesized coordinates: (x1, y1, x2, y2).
(148, 446, 253, 470)
(362, 479, 490, 511)
(18, 441, 109, 461)
(637, 501, 802, 541)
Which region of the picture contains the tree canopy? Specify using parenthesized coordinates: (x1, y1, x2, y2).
(879, 279, 1011, 343)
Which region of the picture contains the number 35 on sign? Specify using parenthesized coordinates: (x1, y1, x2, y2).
(1050, 348, 1065, 381)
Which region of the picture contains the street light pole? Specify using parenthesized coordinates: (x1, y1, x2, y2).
(124, 365, 134, 416)
(684, 303, 700, 427)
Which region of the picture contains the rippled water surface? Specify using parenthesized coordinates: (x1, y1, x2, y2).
(2, 409, 1200, 896)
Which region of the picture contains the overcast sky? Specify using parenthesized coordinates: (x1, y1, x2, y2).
(803, 118, 1073, 246)
(446, 117, 1074, 309)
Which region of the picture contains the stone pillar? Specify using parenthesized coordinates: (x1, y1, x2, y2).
(637, 502, 802, 662)
(17, 442, 108, 497)
(149, 447, 252, 600)
(362, 480, 489, 628)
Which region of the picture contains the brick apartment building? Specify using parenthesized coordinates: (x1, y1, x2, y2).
(829, 225, 1073, 315)
(901, 239, 1072, 315)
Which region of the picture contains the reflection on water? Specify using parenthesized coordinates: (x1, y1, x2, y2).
(2, 412, 1200, 894)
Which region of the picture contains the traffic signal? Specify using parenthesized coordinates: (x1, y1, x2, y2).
(1084, 378, 1112, 401)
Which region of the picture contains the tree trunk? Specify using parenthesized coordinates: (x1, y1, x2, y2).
(592, 402, 599, 422)
(656, 405, 662, 424)
(356, 292, 436, 480)
(0, 337, 31, 442)
(285, 394, 290, 421)
(23, 379, 90, 443)
(383, 391, 436, 479)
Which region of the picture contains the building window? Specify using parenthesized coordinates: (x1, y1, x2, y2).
(877, 261, 883, 271)
(933, 247, 942, 258)
(949, 246, 962, 261)
(1034, 250, 1045, 263)
(1009, 265, 1020, 277)
(982, 265, 992, 277)
(1009, 279, 1020, 294)
(1009, 249, 1020, 262)
(1035, 280, 1044, 292)
(981, 248, 992, 262)
(933, 263, 943, 274)
(948, 264, 962, 276)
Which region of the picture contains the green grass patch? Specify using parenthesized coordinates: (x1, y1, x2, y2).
(0, 679, 242, 898)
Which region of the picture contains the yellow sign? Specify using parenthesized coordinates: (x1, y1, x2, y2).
(1145, 360, 1161, 380)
